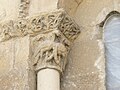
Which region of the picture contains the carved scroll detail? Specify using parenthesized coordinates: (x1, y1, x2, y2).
(0, 9, 80, 72)
(0, 9, 80, 42)
(19, 0, 30, 18)
(32, 30, 70, 72)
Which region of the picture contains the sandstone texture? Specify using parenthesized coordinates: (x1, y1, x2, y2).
(1, 0, 120, 90)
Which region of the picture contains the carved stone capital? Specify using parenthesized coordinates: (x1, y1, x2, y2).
(0, 9, 80, 73)
(32, 30, 70, 73)
(30, 9, 81, 73)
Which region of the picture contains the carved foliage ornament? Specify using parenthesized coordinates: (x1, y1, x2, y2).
(0, 9, 80, 72)
(19, 0, 30, 18)
(0, 9, 80, 42)
(32, 30, 70, 73)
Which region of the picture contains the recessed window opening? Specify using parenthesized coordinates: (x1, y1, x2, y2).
(103, 13, 120, 90)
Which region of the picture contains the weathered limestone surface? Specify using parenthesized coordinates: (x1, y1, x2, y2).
(29, 0, 59, 16)
(0, 0, 80, 90)
(2, 0, 120, 90)
(0, 36, 31, 90)
(60, 0, 120, 90)
(0, 0, 20, 21)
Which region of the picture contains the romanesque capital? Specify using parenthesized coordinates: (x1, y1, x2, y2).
(32, 30, 69, 73)
(0, 9, 80, 73)
(30, 9, 81, 73)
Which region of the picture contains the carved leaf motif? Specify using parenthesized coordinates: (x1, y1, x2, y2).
(29, 16, 47, 33)
(59, 15, 81, 41)
(31, 29, 70, 72)
(0, 9, 80, 72)
(19, 0, 30, 18)
(0, 9, 80, 42)
(33, 40, 67, 72)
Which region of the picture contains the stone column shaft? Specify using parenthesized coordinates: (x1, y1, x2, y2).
(37, 69, 60, 90)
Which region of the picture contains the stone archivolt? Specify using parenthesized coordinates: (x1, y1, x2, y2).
(0, 9, 80, 72)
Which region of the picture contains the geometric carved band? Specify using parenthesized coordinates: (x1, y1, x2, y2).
(0, 9, 80, 73)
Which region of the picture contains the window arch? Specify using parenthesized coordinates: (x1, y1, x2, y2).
(103, 13, 120, 90)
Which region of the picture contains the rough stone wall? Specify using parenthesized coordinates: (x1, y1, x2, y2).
(29, 0, 58, 16)
(1, 0, 120, 90)
(60, 0, 120, 90)
(0, 36, 32, 90)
